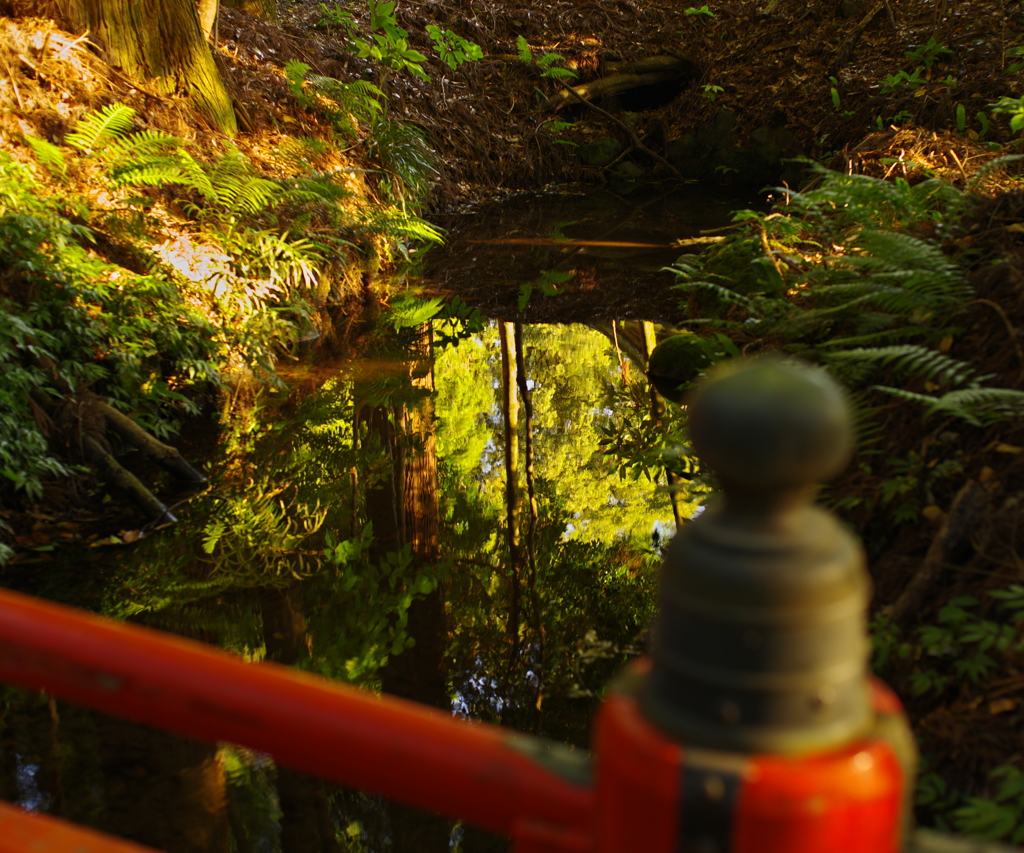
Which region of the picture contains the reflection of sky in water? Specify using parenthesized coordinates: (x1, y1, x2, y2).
(15, 756, 50, 812)
(452, 657, 506, 718)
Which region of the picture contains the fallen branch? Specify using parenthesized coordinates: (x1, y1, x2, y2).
(834, 0, 892, 68)
(885, 480, 989, 627)
(548, 70, 683, 111)
(96, 401, 207, 483)
(83, 435, 178, 526)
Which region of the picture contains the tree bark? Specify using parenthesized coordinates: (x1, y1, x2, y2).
(547, 71, 684, 110)
(514, 323, 543, 718)
(499, 322, 523, 692)
(97, 400, 206, 483)
(261, 585, 341, 853)
(377, 324, 452, 853)
(642, 321, 684, 528)
(54, 0, 237, 133)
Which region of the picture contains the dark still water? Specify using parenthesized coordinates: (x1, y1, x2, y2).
(0, 185, 756, 853)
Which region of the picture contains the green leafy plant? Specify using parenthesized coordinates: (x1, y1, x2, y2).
(516, 35, 578, 82)
(349, 0, 430, 82)
(434, 295, 486, 348)
(829, 76, 842, 110)
(990, 95, 1024, 134)
(1008, 45, 1024, 74)
(425, 24, 483, 70)
(702, 83, 725, 102)
(977, 110, 991, 137)
(880, 67, 927, 94)
(285, 59, 383, 140)
(317, 2, 481, 83)
(667, 165, 1024, 428)
(541, 118, 578, 146)
(905, 37, 953, 69)
(951, 766, 1024, 844)
(684, 5, 715, 17)
(518, 269, 574, 310)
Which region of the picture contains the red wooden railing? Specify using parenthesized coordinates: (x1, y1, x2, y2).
(0, 586, 593, 853)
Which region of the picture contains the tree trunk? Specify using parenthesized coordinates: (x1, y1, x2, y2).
(642, 321, 684, 528)
(54, 0, 237, 133)
(499, 322, 522, 693)
(514, 323, 543, 720)
(376, 324, 452, 853)
(96, 716, 230, 853)
(261, 585, 341, 853)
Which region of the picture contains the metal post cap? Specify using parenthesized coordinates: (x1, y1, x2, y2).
(688, 357, 855, 492)
(640, 357, 873, 755)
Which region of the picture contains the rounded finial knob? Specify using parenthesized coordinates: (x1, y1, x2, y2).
(688, 358, 854, 493)
(640, 356, 872, 754)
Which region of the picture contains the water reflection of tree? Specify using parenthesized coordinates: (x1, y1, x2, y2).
(0, 319, 682, 853)
(436, 323, 667, 745)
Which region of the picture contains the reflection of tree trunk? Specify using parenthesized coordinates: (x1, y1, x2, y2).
(499, 322, 522, 693)
(368, 324, 450, 853)
(514, 323, 543, 720)
(361, 401, 404, 560)
(261, 585, 341, 853)
(641, 321, 682, 528)
(96, 715, 229, 853)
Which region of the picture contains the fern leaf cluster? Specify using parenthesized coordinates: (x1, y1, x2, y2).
(823, 345, 978, 388)
(668, 165, 1019, 429)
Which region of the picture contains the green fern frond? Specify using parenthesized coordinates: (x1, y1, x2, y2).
(850, 231, 966, 297)
(107, 163, 185, 189)
(361, 207, 444, 244)
(66, 103, 137, 154)
(825, 345, 976, 387)
(284, 59, 312, 96)
(516, 35, 533, 64)
(197, 149, 282, 221)
(967, 154, 1024, 193)
(284, 175, 355, 207)
(817, 326, 929, 349)
(100, 128, 182, 162)
(670, 278, 755, 309)
(929, 387, 1024, 426)
(24, 135, 67, 179)
(386, 294, 444, 329)
(221, 174, 282, 217)
(309, 77, 383, 122)
(368, 119, 437, 203)
(286, 60, 383, 139)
